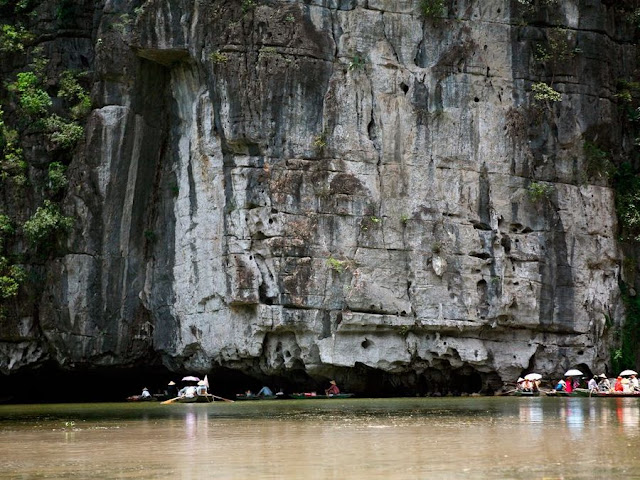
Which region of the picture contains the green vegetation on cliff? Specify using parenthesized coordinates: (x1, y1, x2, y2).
(0, 2, 89, 315)
(516, 0, 640, 369)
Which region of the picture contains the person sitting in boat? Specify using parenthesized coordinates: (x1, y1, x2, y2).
(587, 376, 598, 392)
(597, 374, 610, 392)
(631, 374, 640, 391)
(196, 381, 208, 396)
(555, 379, 566, 391)
(565, 377, 573, 394)
(256, 386, 273, 397)
(244, 389, 255, 398)
(516, 378, 525, 392)
(614, 376, 624, 392)
(325, 380, 340, 396)
(621, 376, 631, 392)
(167, 381, 178, 398)
(178, 385, 198, 398)
(139, 387, 152, 400)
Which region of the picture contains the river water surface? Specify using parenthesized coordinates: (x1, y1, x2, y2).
(1, 397, 639, 479)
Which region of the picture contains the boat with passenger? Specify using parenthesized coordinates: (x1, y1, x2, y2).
(161, 376, 223, 404)
(545, 390, 573, 397)
(571, 388, 640, 398)
(235, 393, 280, 401)
(175, 393, 214, 403)
(289, 392, 355, 399)
(126, 387, 156, 402)
(513, 390, 541, 397)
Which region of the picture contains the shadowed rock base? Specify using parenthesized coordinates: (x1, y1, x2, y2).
(1, 362, 501, 403)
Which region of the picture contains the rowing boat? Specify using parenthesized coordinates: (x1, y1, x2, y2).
(512, 390, 541, 397)
(176, 393, 214, 403)
(126, 395, 157, 402)
(593, 391, 640, 397)
(234, 394, 282, 401)
(546, 388, 640, 398)
(544, 390, 573, 396)
(289, 393, 355, 399)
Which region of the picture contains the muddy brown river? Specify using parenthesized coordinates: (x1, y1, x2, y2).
(1, 397, 639, 479)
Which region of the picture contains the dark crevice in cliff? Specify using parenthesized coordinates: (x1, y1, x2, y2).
(279, 303, 315, 311)
(381, 12, 400, 64)
(346, 307, 406, 317)
(329, 7, 340, 60)
(37, 30, 93, 42)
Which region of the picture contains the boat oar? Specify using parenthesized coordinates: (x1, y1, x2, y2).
(211, 394, 234, 403)
(498, 389, 517, 396)
(161, 396, 183, 405)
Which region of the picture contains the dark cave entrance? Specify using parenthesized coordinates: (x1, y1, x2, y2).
(1, 361, 496, 403)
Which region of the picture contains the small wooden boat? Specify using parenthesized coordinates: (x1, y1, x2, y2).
(547, 388, 640, 398)
(289, 393, 355, 399)
(544, 390, 573, 397)
(512, 390, 541, 397)
(176, 393, 214, 403)
(571, 388, 595, 397)
(589, 390, 640, 398)
(126, 395, 157, 402)
(234, 394, 282, 401)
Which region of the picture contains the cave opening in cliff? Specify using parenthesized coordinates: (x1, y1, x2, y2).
(0, 363, 190, 403)
(449, 371, 483, 395)
(1, 361, 496, 403)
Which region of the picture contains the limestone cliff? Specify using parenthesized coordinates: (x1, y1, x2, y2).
(1, 0, 637, 394)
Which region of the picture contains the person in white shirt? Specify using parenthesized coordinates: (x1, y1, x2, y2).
(178, 385, 197, 397)
(196, 381, 208, 396)
(597, 374, 611, 391)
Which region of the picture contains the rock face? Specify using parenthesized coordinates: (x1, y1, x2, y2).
(1, 0, 636, 393)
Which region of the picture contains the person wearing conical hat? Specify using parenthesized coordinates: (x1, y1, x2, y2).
(167, 381, 178, 398)
(196, 380, 208, 396)
(621, 376, 631, 392)
(325, 380, 340, 396)
(597, 374, 610, 392)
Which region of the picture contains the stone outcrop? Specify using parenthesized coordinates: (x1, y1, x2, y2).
(1, 0, 637, 394)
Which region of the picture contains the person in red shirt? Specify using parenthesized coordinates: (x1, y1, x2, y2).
(325, 380, 340, 396)
(614, 376, 624, 392)
(565, 377, 573, 393)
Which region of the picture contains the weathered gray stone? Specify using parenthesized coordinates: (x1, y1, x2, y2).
(0, 0, 635, 393)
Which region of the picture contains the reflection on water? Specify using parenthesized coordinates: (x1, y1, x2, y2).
(518, 400, 543, 424)
(518, 397, 640, 439)
(614, 397, 640, 433)
(1, 397, 640, 479)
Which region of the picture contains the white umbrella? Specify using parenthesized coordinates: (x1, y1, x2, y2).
(524, 373, 542, 381)
(619, 370, 638, 377)
(181, 376, 200, 382)
(564, 369, 583, 377)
